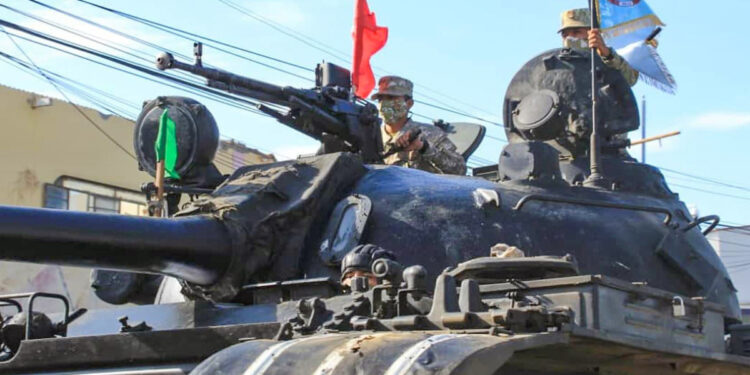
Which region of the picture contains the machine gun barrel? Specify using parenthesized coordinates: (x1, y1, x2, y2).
(156, 52, 287, 102)
(155, 51, 383, 163)
(0, 205, 232, 286)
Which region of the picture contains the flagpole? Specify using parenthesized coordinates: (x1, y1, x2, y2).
(154, 160, 165, 217)
(584, 0, 607, 188)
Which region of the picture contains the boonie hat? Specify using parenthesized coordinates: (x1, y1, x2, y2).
(371, 76, 414, 100)
(559, 8, 591, 33)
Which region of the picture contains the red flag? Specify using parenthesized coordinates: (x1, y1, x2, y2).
(352, 0, 388, 98)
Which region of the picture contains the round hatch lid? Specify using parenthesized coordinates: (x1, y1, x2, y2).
(513, 89, 560, 131)
(134, 97, 219, 179)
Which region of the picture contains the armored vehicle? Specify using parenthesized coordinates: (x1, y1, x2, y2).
(0, 46, 748, 374)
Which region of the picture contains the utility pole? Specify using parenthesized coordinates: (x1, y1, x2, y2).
(641, 95, 647, 163)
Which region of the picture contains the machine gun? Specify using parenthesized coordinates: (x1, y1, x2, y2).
(155, 43, 384, 163)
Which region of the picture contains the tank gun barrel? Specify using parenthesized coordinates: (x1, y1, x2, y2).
(0, 205, 232, 285)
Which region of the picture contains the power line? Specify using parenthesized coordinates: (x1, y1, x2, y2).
(25, 0, 193, 63)
(67, 0, 313, 82)
(217, 0, 352, 63)
(213, 0, 505, 126)
(0, 29, 136, 160)
(75, 0, 314, 73)
(0, 3, 153, 65)
(0, 19, 277, 115)
(3, 29, 270, 116)
(659, 166, 750, 193)
(485, 134, 507, 143)
(669, 183, 750, 202)
(413, 99, 502, 127)
(39, 0, 489, 128)
(72, 0, 506, 127)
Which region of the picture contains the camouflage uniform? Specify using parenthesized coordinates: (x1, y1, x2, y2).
(372, 76, 467, 175)
(559, 8, 639, 86)
(380, 119, 467, 175)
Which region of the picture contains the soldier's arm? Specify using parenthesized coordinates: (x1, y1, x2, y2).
(602, 49, 639, 87)
(418, 133, 467, 175)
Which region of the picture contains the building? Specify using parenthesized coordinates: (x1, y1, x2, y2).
(0, 84, 274, 310)
(708, 225, 750, 323)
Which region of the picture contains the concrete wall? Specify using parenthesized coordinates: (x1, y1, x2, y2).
(708, 227, 750, 307)
(0, 88, 149, 208)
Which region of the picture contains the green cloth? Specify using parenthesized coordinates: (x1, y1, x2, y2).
(155, 109, 180, 179)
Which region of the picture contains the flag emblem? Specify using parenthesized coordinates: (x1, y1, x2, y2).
(352, 0, 388, 99)
(607, 0, 641, 6)
(597, 0, 676, 93)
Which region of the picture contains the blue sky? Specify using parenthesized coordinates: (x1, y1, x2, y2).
(0, 0, 748, 226)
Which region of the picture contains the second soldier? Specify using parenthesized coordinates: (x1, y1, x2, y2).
(371, 76, 466, 175)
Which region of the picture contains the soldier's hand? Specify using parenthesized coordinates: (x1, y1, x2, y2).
(588, 29, 611, 58)
(396, 131, 424, 152)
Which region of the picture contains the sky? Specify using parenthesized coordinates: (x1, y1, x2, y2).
(0, 0, 748, 227)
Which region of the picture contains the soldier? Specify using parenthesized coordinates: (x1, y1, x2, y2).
(340, 244, 395, 290)
(371, 76, 467, 175)
(559, 8, 639, 87)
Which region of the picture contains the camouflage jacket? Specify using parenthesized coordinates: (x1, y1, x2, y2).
(381, 119, 467, 175)
(602, 49, 639, 87)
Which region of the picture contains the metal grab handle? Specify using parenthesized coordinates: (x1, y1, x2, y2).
(0, 298, 23, 313)
(682, 215, 720, 236)
(0, 292, 72, 342)
(26, 293, 70, 341)
(512, 194, 674, 226)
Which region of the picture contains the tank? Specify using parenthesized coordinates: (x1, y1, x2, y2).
(0, 48, 748, 374)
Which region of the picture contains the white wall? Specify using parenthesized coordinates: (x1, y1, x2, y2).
(708, 228, 750, 304)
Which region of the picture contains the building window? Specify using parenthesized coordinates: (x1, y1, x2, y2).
(43, 177, 148, 216)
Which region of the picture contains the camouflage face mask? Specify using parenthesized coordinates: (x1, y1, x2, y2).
(563, 36, 588, 51)
(378, 97, 408, 125)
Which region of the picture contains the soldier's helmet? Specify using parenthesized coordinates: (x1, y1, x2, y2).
(559, 8, 591, 33)
(371, 76, 414, 100)
(340, 244, 396, 281)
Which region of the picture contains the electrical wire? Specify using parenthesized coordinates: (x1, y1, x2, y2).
(3, 29, 267, 115)
(16, 1, 225, 88)
(75, 0, 314, 72)
(659, 166, 750, 193)
(413, 99, 502, 127)
(669, 183, 750, 202)
(213, 0, 504, 126)
(217, 0, 351, 63)
(0, 29, 137, 159)
(52, 0, 313, 82)
(0, 19, 276, 115)
(36, 0, 508, 128)
(215, 0, 503, 121)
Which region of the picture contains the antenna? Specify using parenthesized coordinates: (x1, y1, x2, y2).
(583, 0, 608, 188)
(641, 95, 646, 163)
